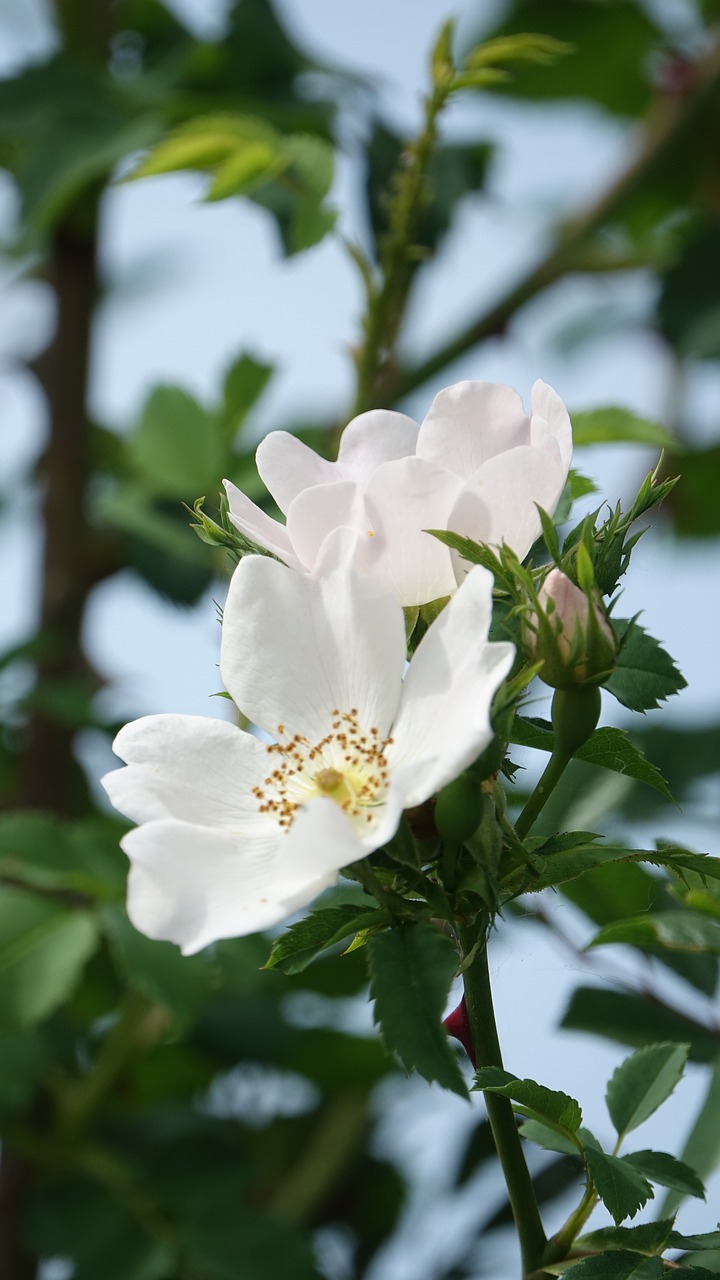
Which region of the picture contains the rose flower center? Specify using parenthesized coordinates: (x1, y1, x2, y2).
(252, 709, 393, 833)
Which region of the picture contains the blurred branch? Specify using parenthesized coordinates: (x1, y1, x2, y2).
(0, 1153, 38, 1280)
(351, 58, 452, 415)
(392, 36, 720, 402)
(55, 992, 172, 1142)
(271, 1093, 369, 1224)
(14, 211, 100, 814)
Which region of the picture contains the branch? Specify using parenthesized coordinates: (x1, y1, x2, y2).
(391, 38, 720, 402)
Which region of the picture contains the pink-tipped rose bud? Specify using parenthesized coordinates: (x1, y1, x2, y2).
(443, 996, 476, 1067)
(525, 568, 617, 689)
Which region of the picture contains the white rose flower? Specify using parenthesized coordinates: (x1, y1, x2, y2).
(102, 531, 514, 954)
(225, 379, 571, 607)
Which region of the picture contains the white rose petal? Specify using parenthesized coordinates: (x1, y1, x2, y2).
(223, 379, 572, 606)
(102, 530, 514, 954)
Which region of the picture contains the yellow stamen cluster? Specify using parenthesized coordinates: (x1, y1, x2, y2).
(251, 709, 394, 832)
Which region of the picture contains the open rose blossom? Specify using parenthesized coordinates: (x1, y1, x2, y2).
(102, 531, 514, 953)
(225, 380, 572, 607)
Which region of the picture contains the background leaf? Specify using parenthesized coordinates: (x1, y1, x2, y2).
(0, 889, 98, 1029)
(571, 407, 678, 451)
(606, 1043, 689, 1137)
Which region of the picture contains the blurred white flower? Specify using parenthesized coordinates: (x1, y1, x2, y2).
(225, 379, 572, 606)
(102, 531, 514, 954)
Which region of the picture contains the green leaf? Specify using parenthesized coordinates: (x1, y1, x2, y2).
(606, 618, 687, 712)
(563, 1252, 664, 1278)
(0, 1031, 50, 1115)
(0, 813, 126, 897)
(222, 353, 273, 433)
(577, 728, 674, 802)
(252, 132, 336, 254)
(670, 1231, 720, 1251)
(0, 888, 98, 1029)
(130, 114, 282, 180)
(27, 1172, 173, 1280)
(559, 859, 718, 997)
(207, 141, 287, 201)
(646, 847, 720, 884)
(502, 839, 640, 899)
(502, 836, 720, 905)
(465, 32, 572, 70)
(473, 1066, 582, 1144)
(606, 1044, 688, 1137)
(590, 912, 720, 956)
(129, 386, 226, 497)
(264, 905, 384, 975)
(102, 906, 212, 1027)
(518, 1118, 580, 1156)
(368, 923, 466, 1097)
(669, 443, 720, 537)
(578, 1220, 675, 1255)
(511, 717, 674, 801)
(624, 1150, 704, 1199)
(472, 0, 660, 116)
(584, 1146, 654, 1224)
(570, 407, 678, 452)
(560, 860, 663, 926)
(561, 988, 720, 1064)
(658, 222, 720, 359)
(182, 1202, 319, 1280)
(662, 1059, 720, 1216)
(0, 58, 160, 234)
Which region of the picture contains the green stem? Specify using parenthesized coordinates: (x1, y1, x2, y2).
(515, 747, 572, 841)
(516, 686, 602, 840)
(458, 924, 548, 1277)
(544, 1128, 624, 1264)
(544, 1183, 597, 1265)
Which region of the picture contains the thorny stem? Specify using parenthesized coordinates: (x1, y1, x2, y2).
(458, 922, 549, 1278)
(352, 83, 450, 415)
(514, 746, 573, 841)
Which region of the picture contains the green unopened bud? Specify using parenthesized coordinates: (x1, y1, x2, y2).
(431, 19, 455, 90)
(434, 773, 484, 847)
(524, 568, 617, 689)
